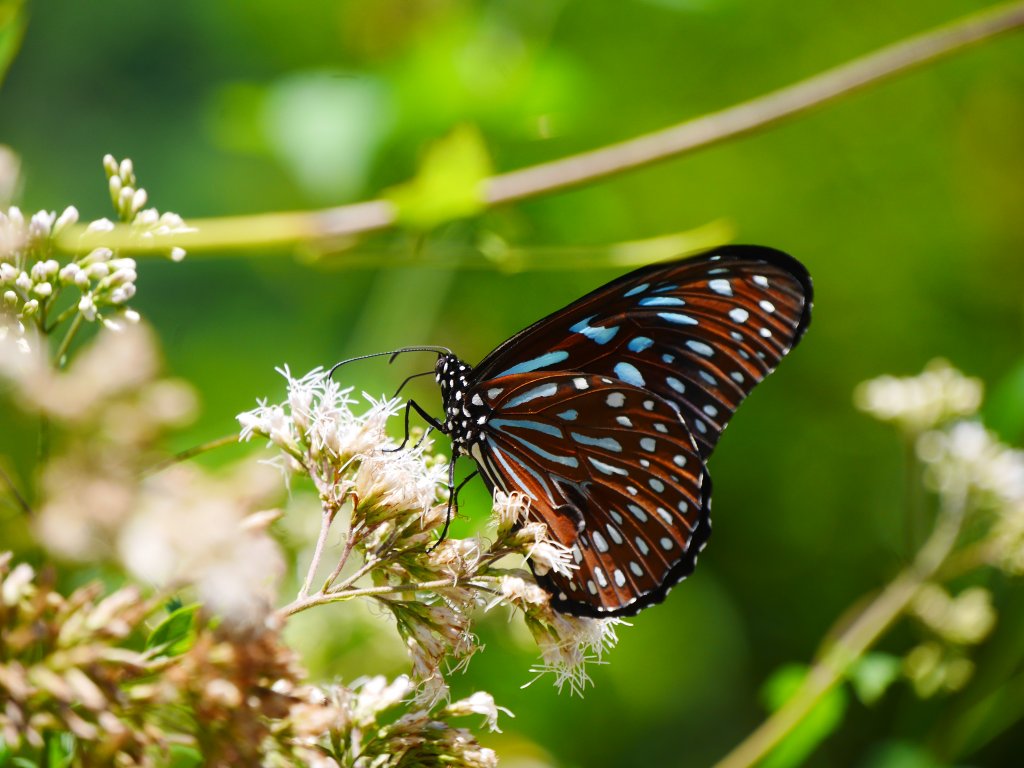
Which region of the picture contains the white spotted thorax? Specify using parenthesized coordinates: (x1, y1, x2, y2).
(435, 353, 488, 456)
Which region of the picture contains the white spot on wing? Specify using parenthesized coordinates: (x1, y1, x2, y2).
(709, 278, 733, 296)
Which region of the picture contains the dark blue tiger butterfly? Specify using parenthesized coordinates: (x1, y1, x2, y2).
(377, 245, 811, 617)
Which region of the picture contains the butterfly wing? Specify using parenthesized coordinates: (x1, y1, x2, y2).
(472, 245, 812, 459)
(468, 372, 711, 617)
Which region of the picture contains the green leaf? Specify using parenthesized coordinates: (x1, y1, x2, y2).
(985, 357, 1024, 444)
(146, 602, 201, 656)
(760, 663, 848, 768)
(862, 740, 952, 768)
(385, 124, 492, 230)
(0, 0, 27, 89)
(44, 732, 75, 768)
(167, 745, 204, 768)
(849, 653, 903, 705)
(0, 738, 9, 767)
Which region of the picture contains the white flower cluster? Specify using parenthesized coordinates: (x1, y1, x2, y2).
(100, 154, 190, 260)
(1, 154, 188, 354)
(854, 358, 983, 434)
(240, 366, 626, 694)
(289, 675, 504, 767)
(858, 360, 1024, 698)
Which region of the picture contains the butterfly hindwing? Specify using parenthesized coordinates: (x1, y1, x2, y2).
(468, 372, 710, 617)
(472, 245, 812, 459)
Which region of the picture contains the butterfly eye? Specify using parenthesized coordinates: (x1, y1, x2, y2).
(433, 245, 811, 616)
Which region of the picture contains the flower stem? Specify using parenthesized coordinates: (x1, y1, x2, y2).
(54, 312, 83, 368)
(277, 577, 493, 618)
(45, 302, 84, 333)
(145, 434, 240, 474)
(53, 2, 1024, 255)
(300, 507, 337, 600)
(321, 527, 358, 593)
(713, 497, 966, 768)
(0, 464, 31, 516)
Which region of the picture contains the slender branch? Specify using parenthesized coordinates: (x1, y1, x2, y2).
(299, 508, 337, 600)
(45, 302, 84, 333)
(277, 576, 496, 619)
(54, 2, 1024, 255)
(146, 434, 239, 474)
(485, 0, 1024, 205)
(54, 312, 83, 367)
(0, 464, 31, 516)
(322, 527, 360, 593)
(713, 495, 967, 768)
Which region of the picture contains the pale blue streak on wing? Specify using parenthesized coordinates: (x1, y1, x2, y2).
(570, 432, 623, 452)
(639, 296, 686, 307)
(557, 409, 578, 420)
(624, 282, 649, 297)
(570, 315, 619, 345)
(627, 336, 654, 353)
(495, 350, 570, 377)
(613, 361, 645, 387)
(658, 312, 699, 325)
(490, 419, 579, 467)
(504, 383, 559, 408)
(488, 437, 557, 502)
(490, 418, 562, 437)
(588, 456, 628, 476)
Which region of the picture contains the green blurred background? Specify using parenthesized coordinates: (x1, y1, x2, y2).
(2, 1, 1023, 766)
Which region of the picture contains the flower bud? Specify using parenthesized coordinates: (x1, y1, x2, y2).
(78, 294, 97, 321)
(53, 206, 79, 234)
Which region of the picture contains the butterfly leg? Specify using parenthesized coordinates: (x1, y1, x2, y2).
(384, 399, 444, 454)
(426, 462, 480, 552)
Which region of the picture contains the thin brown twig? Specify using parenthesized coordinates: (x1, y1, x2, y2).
(54, 2, 1024, 255)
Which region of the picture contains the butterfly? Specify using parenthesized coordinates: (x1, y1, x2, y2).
(387, 245, 812, 617)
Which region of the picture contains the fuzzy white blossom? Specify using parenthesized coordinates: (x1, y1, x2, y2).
(855, 359, 983, 433)
(917, 421, 1024, 505)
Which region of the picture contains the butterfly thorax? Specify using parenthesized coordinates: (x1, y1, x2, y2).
(434, 353, 489, 455)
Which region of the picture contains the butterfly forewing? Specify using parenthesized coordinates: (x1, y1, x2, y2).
(472, 246, 812, 459)
(469, 373, 711, 617)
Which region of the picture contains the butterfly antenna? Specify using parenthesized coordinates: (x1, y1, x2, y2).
(328, 346, 451, 379)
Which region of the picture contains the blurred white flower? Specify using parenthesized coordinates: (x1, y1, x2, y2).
(917, 421, 1024, 505)
(350, 674, 412, 727)
(911, 584, 996, 646)
(855, 359, 982, 434)
(119, 465, 285, 630)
